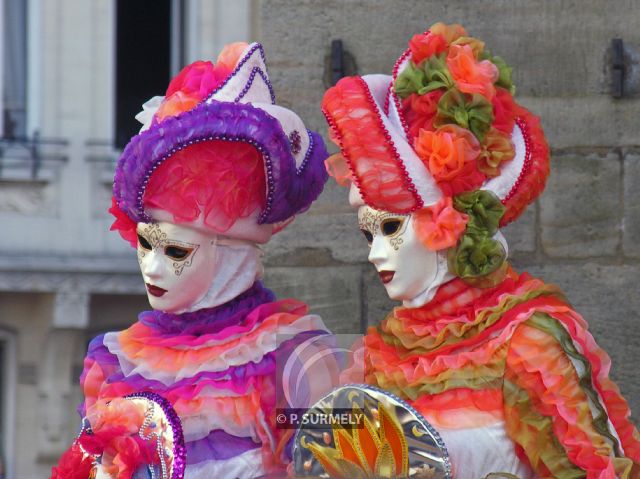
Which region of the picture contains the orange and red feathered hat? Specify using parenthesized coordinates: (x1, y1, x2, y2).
(322, 23, 549, 228)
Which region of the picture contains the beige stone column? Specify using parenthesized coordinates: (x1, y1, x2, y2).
(36, 291, 89, 461)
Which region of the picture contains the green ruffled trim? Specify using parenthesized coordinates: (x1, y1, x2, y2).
(394, 55, 454, 99)
(527, 314, 623, 457)
(435, 88, 494, 142)
(422, 54, 455, 93)
(503, 378, 586, 479)
(413, 376, 503, 398)
(382, 375, 504, 401)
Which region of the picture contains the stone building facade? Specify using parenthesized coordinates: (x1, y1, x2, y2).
(0, 1, 638, 477)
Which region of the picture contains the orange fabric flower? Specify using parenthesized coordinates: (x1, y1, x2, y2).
(415, 124, 480, 182)
(447, 44, 499, 99)
(451, 36, 485, 58)
(478, 127, 515, 177)
(429, 22, 468, 45)
(217, 41, 249, 70)
(408, 32, 447, 64)
(154, 91, 200, 122)
(401, 90, 443, 143)
(325, 153, 352, 186)
(414, 197, 468, 251)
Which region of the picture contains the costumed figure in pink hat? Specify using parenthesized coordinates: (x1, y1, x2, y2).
(51, 42, 334, 479)
(315, 23, 640, 479)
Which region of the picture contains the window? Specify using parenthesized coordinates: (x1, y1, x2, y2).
(115, 0, 188, 148)
(113, 0, 253, 149)
(2, 0, 27, 139)
(0, 330, 15, 479)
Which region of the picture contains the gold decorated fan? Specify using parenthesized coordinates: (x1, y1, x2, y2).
(293, 385, 451, 479)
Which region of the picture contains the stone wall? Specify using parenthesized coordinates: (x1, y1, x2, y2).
(257, 0, 640, 416)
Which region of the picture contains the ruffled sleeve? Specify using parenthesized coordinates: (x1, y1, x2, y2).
(503, 313, 640, 479)
(79, 334, 136, 413)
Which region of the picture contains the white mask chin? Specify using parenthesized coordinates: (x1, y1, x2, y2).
(136, 221, 262, 314)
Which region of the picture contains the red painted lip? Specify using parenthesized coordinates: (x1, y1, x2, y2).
(146, 283, 167, 297)
(378, 270, 395, 284)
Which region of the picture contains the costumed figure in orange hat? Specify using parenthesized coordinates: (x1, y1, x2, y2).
(315, 23, 640, 479)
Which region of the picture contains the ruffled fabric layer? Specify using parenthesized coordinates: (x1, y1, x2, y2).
(105, 303, 323, 383)
(137, 280, 275, 335)
(322, 76, 422, 213)
(504, 316, 637, 478)
(79, 283, 331, 475)
(363, 267, 640, 477)
(144, 140, 266, 233)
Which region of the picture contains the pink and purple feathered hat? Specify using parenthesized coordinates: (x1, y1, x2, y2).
(110, 42, 329, 245)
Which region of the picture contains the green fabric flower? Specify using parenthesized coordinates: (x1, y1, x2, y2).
(421, 54, 455, 93)
(453, 190, 505, 235)
(448, 234, 506, 278)
(480, 49, 515, 94)
(434, 88, 493, 142)
(394, 54, 455, 99)
(394, 61, 427, 99)
(491, 55, 515, 94)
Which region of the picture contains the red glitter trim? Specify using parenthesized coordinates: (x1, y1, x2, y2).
(384, 82, 392, 116)
(499, 109, 550, 227)
(392, 47, 413, 82)
(503, 117, 532, 203)
(389, 41, 426, 144)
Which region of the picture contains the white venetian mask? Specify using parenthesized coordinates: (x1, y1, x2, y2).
(136, 221, 218, 313)
(357, 205, 451, 307)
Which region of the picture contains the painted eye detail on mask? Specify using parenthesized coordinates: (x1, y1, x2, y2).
(165, 245, 193, 261)
(381, 218, 404, 236)
(361, 229, 374, 244)
(138, 233, 152, 251)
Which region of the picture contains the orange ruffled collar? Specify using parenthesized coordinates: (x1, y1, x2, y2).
(370, 266, 565, 357)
